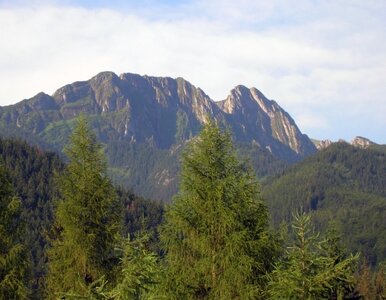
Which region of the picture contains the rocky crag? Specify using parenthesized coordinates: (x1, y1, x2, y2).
(0, 71, 316, 200)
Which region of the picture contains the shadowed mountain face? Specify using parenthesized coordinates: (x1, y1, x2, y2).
(0, 71, 316, 200)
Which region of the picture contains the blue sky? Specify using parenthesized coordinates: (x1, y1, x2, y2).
(0, 0, 385, 143)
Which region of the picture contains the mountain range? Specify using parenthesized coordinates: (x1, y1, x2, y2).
(0, 71, 316, 199)
(312, 136, 381, 150)
(0, 71, 385, 267)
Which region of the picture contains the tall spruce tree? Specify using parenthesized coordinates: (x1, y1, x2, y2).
(268, 212, 358, 299)
(58, 233, 160, 300)
(46, 116, 122, 298)
(0, 165, 29, 299)
(109, 233, 159, 300)
(159, 120, 278, 299)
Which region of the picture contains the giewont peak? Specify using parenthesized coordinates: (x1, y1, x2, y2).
(219, 85, 273, 114)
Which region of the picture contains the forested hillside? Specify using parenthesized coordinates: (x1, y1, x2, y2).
(262, 142, 386, 266)
(0, 137, 163, 298)
(1, 120, 385, 298)
(106, 139, 288, 201)
(0, 138, 64, 294)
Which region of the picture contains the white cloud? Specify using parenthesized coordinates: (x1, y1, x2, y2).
(0, 1, 385, 143)
(295, 112, 329, 132)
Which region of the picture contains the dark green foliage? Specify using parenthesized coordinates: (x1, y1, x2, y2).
(268, 212, 358, 299)
(0, 165, 30, 299)
(237, 142, 288, 178)
(160, 120, 279, 299)
(0, 136, 165, 297)
(56, 234, 160, 300)
(118, 188, 164, 240)
(110, 234, 159, 299)
(368, 143, 386, 154)
(175, 109, 198, 142)
(262, 143, 386, 266)
(46, 116, 122, 297)
(356, 262, 386, 299)
(107, 141, 181, 201)
(106, 138, 287, 202)
(0, 138, 64, 297)
(322, 228, 361, 299)
(313, 190, 386, 267)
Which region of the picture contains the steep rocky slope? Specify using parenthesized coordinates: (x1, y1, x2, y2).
(0, 71, 316, 199)
(217, 85, 316, 160)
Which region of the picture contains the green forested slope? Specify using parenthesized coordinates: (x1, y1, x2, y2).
(1, 125, 384, 298)
(0, 138, 64, 293)
(106, 139, 288, 201)
(262, 142, 386, 266)
(0, 137, 163, 298)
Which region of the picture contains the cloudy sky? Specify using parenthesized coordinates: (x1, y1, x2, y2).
(0, 0, 385, 143)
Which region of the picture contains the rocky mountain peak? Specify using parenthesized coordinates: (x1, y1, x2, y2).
(90, 71, 119, 85)
(217, 86, 265, 116)
(312, 136, 379, 151)
(28, 92, 59, 111)
(215, 85, 316, 159)
(351, 136, 375, 149)
(312, 139, 333, 150)
(233, 84, 250, 96)
(0, 71, 317, 161)
(218, 85, 282, 117)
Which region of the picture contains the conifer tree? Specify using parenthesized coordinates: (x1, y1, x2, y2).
(268, 212, 358, 299)
(374, 265, 386, 299)
(159, 120, 278, 299)
(110, 233, 159, 299)
(356, 262, 375, 299)
(322, 228, 360, 299)
(46, 116, 122, 298)
(0, 165, 29, 299)
(356, 262, 386, 299)
(57, 234, 160, 300)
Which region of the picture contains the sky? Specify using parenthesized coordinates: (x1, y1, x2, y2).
(0, 0, 385, 143)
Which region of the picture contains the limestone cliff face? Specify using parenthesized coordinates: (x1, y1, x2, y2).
(312, 136, 379, 150)
(216, 85, 316, 159)
(351, 136, 375, 149)
(313, 139, 333, 150)
(1, 72, 218, 149)
(0, 71, 316, 161)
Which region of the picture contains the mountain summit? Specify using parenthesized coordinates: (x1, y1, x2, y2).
(0, 71, 315, 157)
(312, 136, 381, 151)
(217, 85, 316, 159)
(0, 71, 316, 199)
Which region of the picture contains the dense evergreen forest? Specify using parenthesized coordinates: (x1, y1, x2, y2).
(0, 136, 163, 299)
(262, 143, 386, 267)
(0, 119, 385, 299)
(0, 138, 64, 295)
